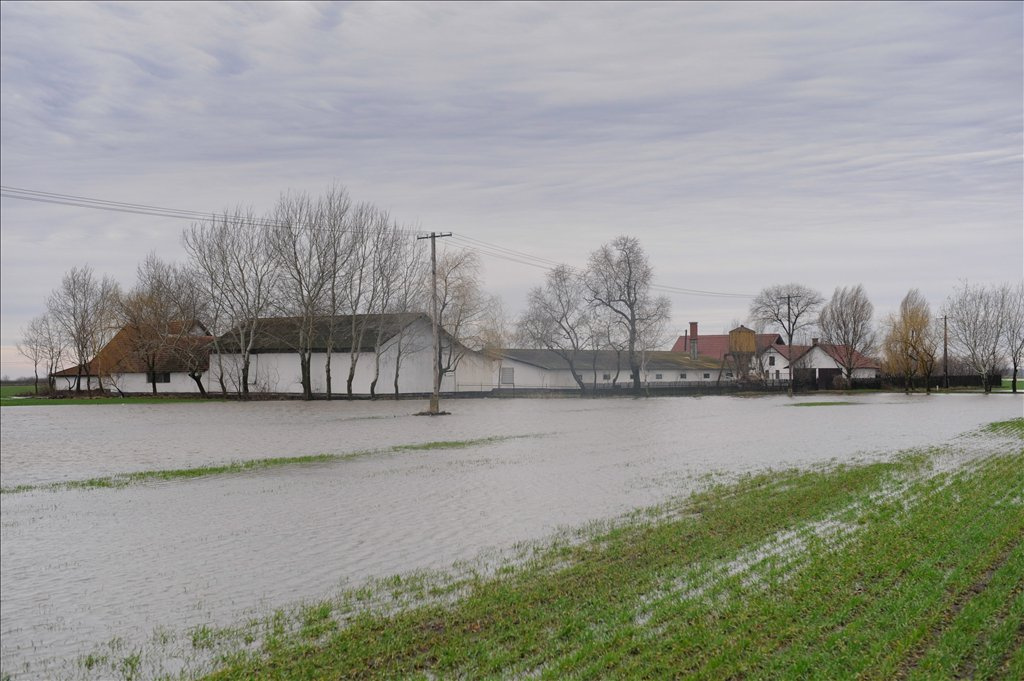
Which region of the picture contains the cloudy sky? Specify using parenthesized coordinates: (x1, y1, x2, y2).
(1, 1, 1021, 377)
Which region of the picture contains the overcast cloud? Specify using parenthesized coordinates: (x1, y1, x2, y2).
(1, 1, 1021, 376)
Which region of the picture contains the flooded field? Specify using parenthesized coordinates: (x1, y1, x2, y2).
(1, 393, 1021, 679)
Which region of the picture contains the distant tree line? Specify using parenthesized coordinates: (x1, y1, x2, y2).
(17, 185, 1024, 398)
(746, 281, 1023, 394)
(20, 184, 501, 399)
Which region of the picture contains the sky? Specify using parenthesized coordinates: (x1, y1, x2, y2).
(1, 1, 1021, 377)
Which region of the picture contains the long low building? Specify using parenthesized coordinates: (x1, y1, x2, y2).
(497, 349, 727, 390)
(50, 314, 741, 396)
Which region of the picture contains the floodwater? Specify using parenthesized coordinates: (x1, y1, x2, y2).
(1, 393, 1021, 678)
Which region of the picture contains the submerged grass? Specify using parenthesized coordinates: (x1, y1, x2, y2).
(984, 417, 1024, 438)
(193, 424, 1024, 681)
(0, 435, 527, 494)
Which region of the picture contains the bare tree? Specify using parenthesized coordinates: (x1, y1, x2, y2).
(749, 283, 824, 396)
(818, 284, 877, 385)
(117, 253, 184, 394)
(518, 265, 593, 393)
(584, 236, 669, 395)
(47, 265, 120, 393)
(183, 207, 278, 397)
(342, 204, 389, 398)
(636, 295, 672, 388)
(435, 248, 488, 389)
(163, 263, 215, 397)
(590, 308, 629, 388)
(267, 190, 339, 400)
(478, 295, 512, 355)
(944, 281, 1006, 393)
(319, 185, 354, 399)
(999, 282, 1024, 393)
(17, 314, 65, 395)
(366, 217, 411, 399)
(388, 234, 429, 398)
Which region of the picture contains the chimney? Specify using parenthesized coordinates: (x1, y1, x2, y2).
(689, 322, 698, 359)
(812, 337, 819, 346)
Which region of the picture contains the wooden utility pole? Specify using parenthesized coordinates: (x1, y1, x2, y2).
(942, 315, 949, 389)
(786, 295, 795, 397)
(417, 231, 451, 414)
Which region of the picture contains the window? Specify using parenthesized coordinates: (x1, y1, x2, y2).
(655, 373, 663, 380)
(725, 372, 734, 378)
(499, 367, 514, 385)
(602, 373, 610, 380)
(703, 373, 710, 379)
(147, 371, 170, 384)
(769, 356, 776, 366)
(680, 373, 687, 379)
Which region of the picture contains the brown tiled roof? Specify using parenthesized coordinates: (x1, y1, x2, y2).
(817, 344, 880, 370)
(671, 330, 784, 359)
(51, 321, 213, 376)
(767, 343, 879, 369)
(51, 363, 98, 378)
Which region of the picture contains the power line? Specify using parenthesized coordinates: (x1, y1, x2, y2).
(0, 185, 422, 235)
(1, 185, 755, 299)
(451, 233, 754, 298)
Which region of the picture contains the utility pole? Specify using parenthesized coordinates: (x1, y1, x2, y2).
(417, 231, 452, 414)
(785, 295, 795, 397)
(942, 315, 949, 390)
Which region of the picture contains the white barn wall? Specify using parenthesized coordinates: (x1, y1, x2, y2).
(111, 372, 205, 394)
(759, 345, 879, 382)
(210, 319, 499, 395)
(496, 358, 725, 390)
(51, 375, 101, 391)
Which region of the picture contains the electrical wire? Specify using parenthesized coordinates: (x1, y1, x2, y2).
(1, 185, 755, 299)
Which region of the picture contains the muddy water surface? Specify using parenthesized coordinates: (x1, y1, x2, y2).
(1, 393, 1021, 678)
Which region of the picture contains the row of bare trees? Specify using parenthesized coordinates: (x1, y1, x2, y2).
(176, 185, 498, 399)
(515, 236, 672, 395)
(18, 265, 120, 394)
(22, 184, 503, 399)
(878, 282, 1024, 393)
(747, 281, 1024, 394)
(18, 202, 1022, 399)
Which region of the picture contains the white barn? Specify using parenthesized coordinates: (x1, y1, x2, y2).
(210, 313, 496, 396)
(496, 349, 727, 390)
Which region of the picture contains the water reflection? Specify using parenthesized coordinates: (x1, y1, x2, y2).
(1, 393, 1020, 678)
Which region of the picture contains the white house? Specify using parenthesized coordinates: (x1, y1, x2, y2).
(760, 339, 880, 386)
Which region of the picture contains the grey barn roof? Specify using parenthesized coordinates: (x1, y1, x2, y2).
(216, 313, 426, 353)
(500, 349, 723, 371)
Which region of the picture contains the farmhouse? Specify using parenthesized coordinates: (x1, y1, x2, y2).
(760, 339, 880, 387)
(51, 321, 212, 393)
